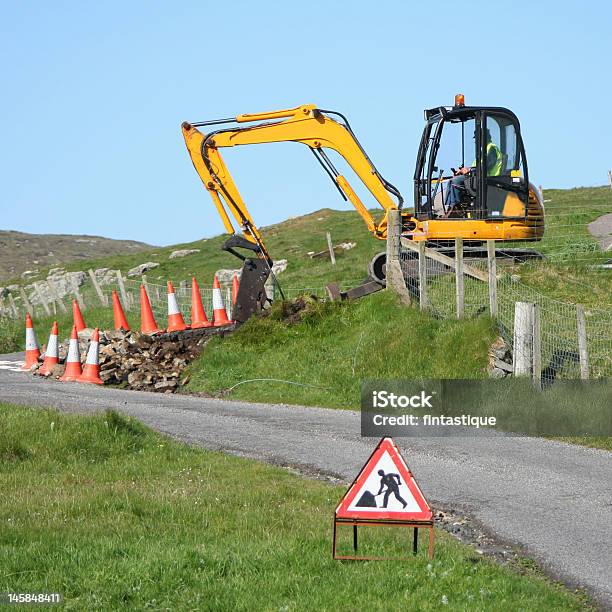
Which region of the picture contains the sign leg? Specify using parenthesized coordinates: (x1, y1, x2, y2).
(353, 524, 358, 552)
(332, 519, 337, 559)
(413, 527, 418, 555)
(428, 526, 434, 559)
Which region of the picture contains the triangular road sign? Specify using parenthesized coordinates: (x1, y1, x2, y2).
(336, 438, 432, 521)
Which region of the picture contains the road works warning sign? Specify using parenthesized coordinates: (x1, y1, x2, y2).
(335, 437, 432, 521)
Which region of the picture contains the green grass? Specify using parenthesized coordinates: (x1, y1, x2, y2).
(184, 291, 496, 408)
(516, 186, 611, 308)
(2, 186, 610, 353)
(2, 206, 382, 293)
(4, 186, 609, 304)
(0, 404, 589, 610)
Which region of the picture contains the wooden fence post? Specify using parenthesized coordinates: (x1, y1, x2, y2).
(73, 285, 86, 311)
(532, 303, 542, 390)
(226, 287, 232, 319)
(487, 240, 498, 318)
(46, 279, 68, 314)
(455, 237, 464, 318)
(418, 241, 427, 310)
(385, 209, 411, 305)
(88, 269, 108, 307)
(513, 302, 533, 377)
(326, 231, 336, 265)
(19, 287, 33, 314)
(8, 293, 19, 318)
(116, 270, 129, 311)
(576, 305, 589, 380)
(608, 170, 612, 190)
(34, 282, 51, 316)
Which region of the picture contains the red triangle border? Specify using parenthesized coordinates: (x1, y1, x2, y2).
(335, 437, 432, 521)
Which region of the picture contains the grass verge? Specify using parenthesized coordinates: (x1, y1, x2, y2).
(184, 291, 497, 409)
(0, 403, 589, 610)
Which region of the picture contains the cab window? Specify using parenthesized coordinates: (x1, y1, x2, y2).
(485, 115, 525, 178)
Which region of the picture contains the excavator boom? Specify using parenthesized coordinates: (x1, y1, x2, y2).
(181, 104, 404, 265)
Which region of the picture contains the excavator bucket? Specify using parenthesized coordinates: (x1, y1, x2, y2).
(233, 258, 270, 324)
(222, 235, 271, 324)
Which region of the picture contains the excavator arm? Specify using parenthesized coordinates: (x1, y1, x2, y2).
(181, 104, 404, 264)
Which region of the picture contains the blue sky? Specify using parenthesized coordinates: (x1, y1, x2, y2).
(1, 0, 610, 245)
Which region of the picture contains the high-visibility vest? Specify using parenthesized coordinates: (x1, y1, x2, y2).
(469, 142, 503, 176)
(486, 142, 503, 176)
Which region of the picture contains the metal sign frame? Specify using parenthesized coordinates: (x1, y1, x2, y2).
(333, 437, 435, 560)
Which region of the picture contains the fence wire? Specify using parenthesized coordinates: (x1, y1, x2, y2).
(399, 243, 611, 383)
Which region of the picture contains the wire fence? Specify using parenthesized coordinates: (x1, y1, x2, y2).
(0, 267, 363, 333)
(2, 254, 609, 386)
(398, 243, 612, 384)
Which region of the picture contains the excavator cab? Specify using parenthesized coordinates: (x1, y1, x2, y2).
(414, 96, 530, 224)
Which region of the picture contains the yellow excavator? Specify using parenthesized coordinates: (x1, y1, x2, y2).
(182, 95, 544, 321)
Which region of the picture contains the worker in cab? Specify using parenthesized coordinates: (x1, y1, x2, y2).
(455, 129, 502, 177)
(446, 129, 502, 210)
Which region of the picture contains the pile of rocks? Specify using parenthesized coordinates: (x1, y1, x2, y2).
(98, 327, 234, 392)
(488, 336, 513, 378)
(32, 326, 234, 393)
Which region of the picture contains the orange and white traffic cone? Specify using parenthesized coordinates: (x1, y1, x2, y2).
(140, 284, 161, 334)
(21, 313, 40, 370)
(72, 299, 86, 332)
(60, 325, 82, 382)
(166, 280, 187, 332)
(190, 277, 212, 329)
(38, 321, 59, 376)
(212, 275, 231, 326)
(232, 273, 240, 306)
(77, 328, 103, 385)
(112, 290, 130, 331)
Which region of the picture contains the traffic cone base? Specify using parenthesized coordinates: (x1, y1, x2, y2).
(140, 284, 162, 334)
(21, 313, 41, 370)
(190, 277, 212, 328)
(39, 321, 59, 377)
(60, 325, 82, 382)
(77, 328, 103, 385)
(167, 280, 188, 332)
(212, 275, 231, 327)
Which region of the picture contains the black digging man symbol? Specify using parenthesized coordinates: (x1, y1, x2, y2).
(355, 469, 408, 509)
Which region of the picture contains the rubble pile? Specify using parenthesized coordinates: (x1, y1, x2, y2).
(98, 327, 233, 392)
(32, 326, 234, 392)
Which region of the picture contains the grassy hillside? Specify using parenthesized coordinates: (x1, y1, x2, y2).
(0, 404, 587, 610)
(4, 186, 609, 304)
(0, 230, 152, 283)
(1, 186, 609, 358)
(517, 187, 611, 306)
(185, 291, 496, 408)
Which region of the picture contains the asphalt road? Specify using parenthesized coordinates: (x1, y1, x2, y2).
(1, 355, 611, 608)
